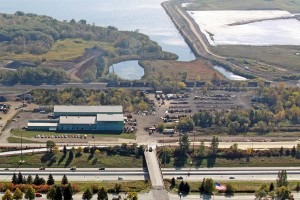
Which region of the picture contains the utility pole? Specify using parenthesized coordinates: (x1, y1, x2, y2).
(19, 120, 24, 164)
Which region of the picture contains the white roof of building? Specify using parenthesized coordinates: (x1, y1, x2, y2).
(54, 105, 123, 113)
(28, 122, 58, 127)
(97, 114, 124, 122)
(59, 116, 96, 124)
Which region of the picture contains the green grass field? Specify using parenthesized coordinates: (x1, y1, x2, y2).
(163, 156, 300, 168)
(2, 39, 115, 62)
(0, 152, 143, 168)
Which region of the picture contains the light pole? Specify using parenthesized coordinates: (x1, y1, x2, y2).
(19, 120, 24, 164)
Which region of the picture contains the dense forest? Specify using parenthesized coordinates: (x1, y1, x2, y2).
(0, 12, 177, 84)
(29, 88, 151, 113)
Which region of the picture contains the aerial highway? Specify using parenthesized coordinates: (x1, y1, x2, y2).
(0, 140, 299, 154)
(1, 167, 300, 181)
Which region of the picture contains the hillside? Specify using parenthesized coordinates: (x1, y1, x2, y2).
(0, 12, 177, 84)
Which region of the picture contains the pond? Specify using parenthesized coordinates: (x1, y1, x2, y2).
(109, 61, 144, 80)
(213, 66, 247, 81)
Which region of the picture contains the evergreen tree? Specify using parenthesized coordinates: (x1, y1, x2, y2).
(13, 188, 23, 200)
(47, 174, 55, 185)
(24, 186, 35, 200)
(171, 177, 175, 188)
(26, 175, 33, 184)
(2, 189, 13, 200)
(184, 182, 190, 194)
(291, 146, 296, 157)
(39, 177, 46, 185)
(12, 173, 17, 184)
(279, 147, 284, 156)
(61, 174, 69, 185)
(178, 181, 185, 192)
(33, 174, 40, 185)
(199, 178, 205, 193)
(63, 145, 67, 155)
(277, 170, 288, 187)
(269, 182, 274, 192)
(82, 188, 93, 200)
(210, 136, 219, 156)
(17, 172, 23, 184)
(54, 186, 63, 200)
(97, 187, 108, 200)
(63, 183, 73, 200)
(296, 182, 300, 193)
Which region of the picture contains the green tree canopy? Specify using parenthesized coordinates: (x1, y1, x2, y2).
(24, 186, 35, 200)
(12, 188, 23, 200)
(97, 187, 108, 200)
(2, 189, 13, 200)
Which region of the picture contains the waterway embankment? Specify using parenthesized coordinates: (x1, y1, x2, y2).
(162, 1, 257, 79)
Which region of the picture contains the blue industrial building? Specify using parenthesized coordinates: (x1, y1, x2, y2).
(27, 105, 124, 133)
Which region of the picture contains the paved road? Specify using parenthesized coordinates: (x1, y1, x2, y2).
(144, 148, 164, 188)
(1, 167, 299, 182)
(144, 145, 170, 200)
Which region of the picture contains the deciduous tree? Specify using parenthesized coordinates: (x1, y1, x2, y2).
(2, 189, 13, 200)
(24, 186, 35, 200)
(13, 188, 23, 200)
(277, 170, 288, 187)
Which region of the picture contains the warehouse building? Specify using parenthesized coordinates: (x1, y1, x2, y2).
(27, 105, 124, 133)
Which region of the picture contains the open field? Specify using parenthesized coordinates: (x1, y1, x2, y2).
(0, 152, 143, 168)
(212, 45, 300, 73)
(185, 0, 300, 13)
(1, 39, 114, 62)
(141, 59, 222, 81)
(162, 156, 300, 168)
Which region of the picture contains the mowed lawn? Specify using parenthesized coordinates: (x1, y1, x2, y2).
(0, 152, 143, 168)
(163, 156, 300, 168)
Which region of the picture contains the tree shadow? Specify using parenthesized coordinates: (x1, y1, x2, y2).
(207, 156, 216, 168)
(64, 157, 73, 168)
(87, 154, 93, 161)
(58, 155, 66, 165)
(92, 158, 98, 165)
(195, 158, 203, 167)
(47, 156, 56, 167)
(75, 153, 82, 158)
(41, 153, 53, 163)
(202, 194, 213, 200)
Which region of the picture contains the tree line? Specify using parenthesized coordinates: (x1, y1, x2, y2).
(1, 67, 69, 85)
(159, 135, 300, 167)
(29, 88, 151, 113)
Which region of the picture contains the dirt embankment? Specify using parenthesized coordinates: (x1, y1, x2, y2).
(162, 1, 261, 79)
(42, 48, 102, 82)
